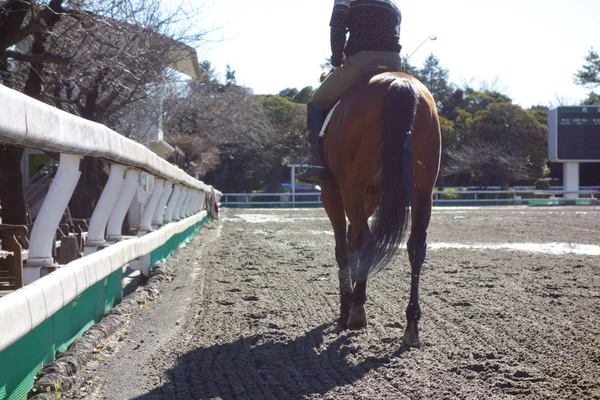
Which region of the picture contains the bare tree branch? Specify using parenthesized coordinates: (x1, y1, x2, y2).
(1, 50, 69, 64)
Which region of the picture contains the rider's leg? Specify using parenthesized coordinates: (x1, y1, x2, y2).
(297, 103, 327, 184)
(307, 102, 327, 167)
(298, 64, 361, 184)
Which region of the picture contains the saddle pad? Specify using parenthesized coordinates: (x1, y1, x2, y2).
(319, 100, 341, 138)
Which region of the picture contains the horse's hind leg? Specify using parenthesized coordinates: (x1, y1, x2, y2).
(402, 189, 433, 348)
(347, 192, 378, 285)
(343, 195, 372, 331)
(322, 181, 352, 329)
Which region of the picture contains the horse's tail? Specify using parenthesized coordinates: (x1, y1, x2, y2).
(359, 77, 418, 279)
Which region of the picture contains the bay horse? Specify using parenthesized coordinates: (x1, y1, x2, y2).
(320, 71, 441, 348)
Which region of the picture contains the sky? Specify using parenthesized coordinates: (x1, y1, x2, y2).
(190, 0, 599, 108)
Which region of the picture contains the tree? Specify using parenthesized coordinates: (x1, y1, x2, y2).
(574, 48, 600, 106)
(278, 88, 299, 101)
(581, 92, 600, 105)
(0, 0, 209, 221)
(443, 142, 535, 188)
(402, 59, 419, 76)
(258, 96, 306, 160)
(53, 1, 206, 217)
(0, 0, 67, 91)
(529, 105, 549, 126)
(0, 0, 66, 224)
(462, 91, 512, 114)
(276, 86, 313, 104)
(413, 54, 454, 114)
(292, 86, 313, 104)
(438, 87, 469, 121)
(162, 73, 285, 192)
(439, 116, 459, 153)
(574, 48, 600, 89)
(467, 103, 548, 180)
(225, 64, 236, 87)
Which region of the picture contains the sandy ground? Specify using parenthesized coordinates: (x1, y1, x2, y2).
(67, 206, 600, 400)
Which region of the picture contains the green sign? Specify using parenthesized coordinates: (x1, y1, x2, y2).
(549, 106, 600, 162)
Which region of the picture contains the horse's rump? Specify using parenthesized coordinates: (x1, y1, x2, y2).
(322, 72, 417, 181)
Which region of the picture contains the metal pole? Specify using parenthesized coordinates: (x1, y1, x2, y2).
(291, 165, 296, 206)
(405, 36, 437, 61)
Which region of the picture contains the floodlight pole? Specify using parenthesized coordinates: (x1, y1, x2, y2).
(405, 35, 438, 61)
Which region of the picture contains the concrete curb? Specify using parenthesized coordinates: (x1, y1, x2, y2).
(28, 265, 172, 399)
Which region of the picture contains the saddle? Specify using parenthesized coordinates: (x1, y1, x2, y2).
(358, 60, 401, 83)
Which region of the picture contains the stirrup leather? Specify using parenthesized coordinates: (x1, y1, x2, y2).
(297, 158, 324, 178)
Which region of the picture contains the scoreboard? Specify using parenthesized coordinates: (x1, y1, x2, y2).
(548, 106, 600, 162)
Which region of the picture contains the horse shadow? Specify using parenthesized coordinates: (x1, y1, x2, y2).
(133, 322, 411, 399)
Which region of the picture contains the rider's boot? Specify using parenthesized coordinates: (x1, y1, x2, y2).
(298, 103, 328, 184)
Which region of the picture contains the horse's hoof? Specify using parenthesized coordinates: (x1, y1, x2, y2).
(337, 312, 350, 330)
(347, 305, 367, 330)
(401, 325, 421, 348)
(401, 335, 421, 348)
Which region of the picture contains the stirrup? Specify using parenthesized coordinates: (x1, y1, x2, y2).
(298, 170, 325, 185)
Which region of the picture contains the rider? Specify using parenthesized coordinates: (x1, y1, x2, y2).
(298, 0, 403, 184)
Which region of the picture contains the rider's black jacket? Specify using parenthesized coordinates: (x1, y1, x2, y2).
(330, 0, 402, 67)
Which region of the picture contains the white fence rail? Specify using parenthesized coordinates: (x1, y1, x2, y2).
(222, 192, 323, 206)
(0, 84, 221, 352)
(220, 188, 600, 207)
(433, 189, 599, 203)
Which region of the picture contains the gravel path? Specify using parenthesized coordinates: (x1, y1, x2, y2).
(68, 207, 600, 400)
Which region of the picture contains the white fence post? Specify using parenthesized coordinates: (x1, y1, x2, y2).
(131, 177, 163, 278)
(174, 188, 189, 221)
(198, 191, 205, 212)
(138, 178, 165, 234)
(184, 190, 197, 217)
(183, 189, 194, 218)
(85, 163, 126, 255)
(198, 190, 206, 212)
(106, 169, 141, 241)
(199, 190, 207, 211)
(25, 154, 82, 284)
(152, 182, 173, 229)
(164, 185, 182, 223)
(189, 190, 196, 214)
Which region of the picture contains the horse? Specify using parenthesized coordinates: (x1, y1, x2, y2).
(319, 70, 441, 348)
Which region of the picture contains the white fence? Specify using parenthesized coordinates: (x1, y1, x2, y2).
(433, 188, 599, 204)
(0, 84, 221, 353)
(222, 192, 323, 206)
(221, 187, 600, 207)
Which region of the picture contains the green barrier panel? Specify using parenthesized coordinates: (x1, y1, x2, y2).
(0, 216, 210, 400)
(150, 217, 209, 266)
(0, 268, 123, 400)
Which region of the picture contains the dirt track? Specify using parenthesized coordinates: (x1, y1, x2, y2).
(69, 207, 600, 400)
